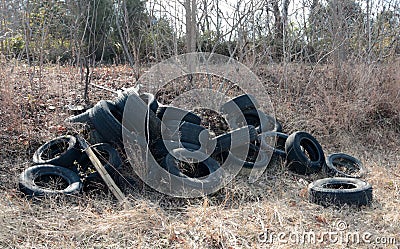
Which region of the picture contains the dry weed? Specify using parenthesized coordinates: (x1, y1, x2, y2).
(0, 60, 399, 248)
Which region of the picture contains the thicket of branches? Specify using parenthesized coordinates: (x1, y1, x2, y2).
(0, 0, 399, 67)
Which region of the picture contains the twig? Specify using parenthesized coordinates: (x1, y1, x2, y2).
(89, 82, 119, 94)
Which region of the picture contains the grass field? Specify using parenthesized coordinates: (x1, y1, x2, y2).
(0, 59, 399, 248)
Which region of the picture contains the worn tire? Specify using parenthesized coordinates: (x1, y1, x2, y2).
(160, 148, 224, 195)
(308, 177, 373, 207)
(79, 143, 122, 173)
(212, 125, 257, 154)
(163, 148, 220, 178)
(140, 92, 159, 113)
(33, 135, 83, 169)
(123, 93, 162, 142)
(220, 94, 259, 115)
(242, 109, 282, 133)
(150, 139, 201, 161)
(65, 109, 91, 125)
(285, 131, 325, 175)
(243, 109, 282, 133)
(80, 143, 123, 191)
(157, 106, 201, 125)
(113, 87, 140, 113)
(19, 165, 82, 196)
(224, 108, 282, 133)
(163, 120, 210, 146)
(89, 100, 124, 145)
(226, 143, 269, 170)
(325, 153, 366, 178)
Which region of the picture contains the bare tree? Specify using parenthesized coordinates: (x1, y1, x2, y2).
(115, 0, 134, 67)
(184, 0, 197, 53)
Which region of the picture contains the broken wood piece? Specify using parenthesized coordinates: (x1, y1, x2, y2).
(77, 136, 126, 203)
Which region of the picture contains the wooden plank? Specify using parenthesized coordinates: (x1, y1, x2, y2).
(77, 136, 126, 203)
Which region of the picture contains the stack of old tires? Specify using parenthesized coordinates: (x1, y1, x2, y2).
(18, 88, 373, 207)
(19, 135, 123, 196)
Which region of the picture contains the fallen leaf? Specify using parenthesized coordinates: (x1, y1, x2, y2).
(315, 215, 327, 224)
(57, 125, 67, 133)
(299, 187, 308, 198)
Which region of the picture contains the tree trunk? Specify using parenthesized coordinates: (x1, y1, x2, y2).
(309, 0, 319, 47)
(272, 0, 283, 61)
(282, 0, 290, 62)
(115, 0, 134, 67)
(190, 0, 197, 52)
(185, 0, 197, 53)
(366, 0, 371, 63)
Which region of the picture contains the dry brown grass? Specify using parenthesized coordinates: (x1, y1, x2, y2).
(0, 59, 399, 248)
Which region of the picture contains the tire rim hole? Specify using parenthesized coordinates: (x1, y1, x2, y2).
(42, 140, 69, 160)
(245, 115, 261, 128)
(193, 108, 228, 136)
(213, 151, 228, 164)
(300, 140, 319, 161)
(276, 136, 286, 150)
(246, 148, 259, 162)
(34, 175, 69, 190)
(176, 160, 210, 178)
(111, 109, 123, 122)
(323, 183, 357, 189)
(333, 159, 359, 175)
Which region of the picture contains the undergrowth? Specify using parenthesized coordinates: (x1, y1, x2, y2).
(0, 59, 399, 248)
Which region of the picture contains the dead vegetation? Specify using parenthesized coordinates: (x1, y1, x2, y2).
(0, 59, 399, 248)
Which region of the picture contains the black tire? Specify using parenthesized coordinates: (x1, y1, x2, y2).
(156, 106, 201, 125)
(65, 109, 91, 125)
(285, 131, 325, 175)
(150, 139, 201, 161)
(113, 87, 139, 113)
(220, 94, 259, 115)
(275, 119, 283, 133)
(90, 100, 161, 145)
(242, 109, 282, 133)
(228, 143, 269, 169)
(79, 143, 122, 173)
(325, 153, 366, 178)
(123, 93, 162, 142)
(161, 148, 224, 195)
(80, 143, 123, 191)
(139, 92, 159, 113)
(212, 125, 257, 154)
(308, 177, 373, 207)
(19, 165, 82, 196)
(163, 148, 220, 178)
(33, 135, 83, 169)
(89, 100, 124, 145)
(163, 120, 210, 146)
(258, 131, 288, 158)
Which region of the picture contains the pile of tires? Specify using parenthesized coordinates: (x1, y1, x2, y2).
(18, 88, 373, 207)
(211, 94, 281, 176)
(218, 94, 373, 207)
(19, 135, 122, 197)
(258, 128, 371, 207)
